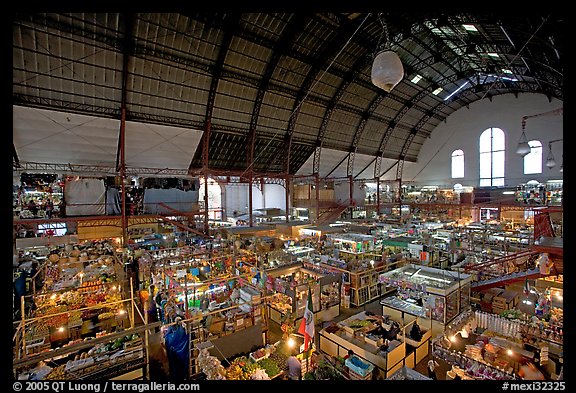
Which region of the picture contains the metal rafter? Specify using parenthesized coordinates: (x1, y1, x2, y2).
(115, 13, 134, 173)
(15, 13, 123, 51)
(247, 14, 307, 174)
(395, 82, 539, 180)
(324, 152, 350, 180)
(189, 13, 240, 173)
(281, 16, 368, 175)
(313, 50, 374, 175)
(347, 94, 387, 178)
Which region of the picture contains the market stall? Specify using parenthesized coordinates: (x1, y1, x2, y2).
(318, 311, 407, 379)
(302, 258, 396, 308)
(379, 264, 472, 336)
(14, 324, 150, 381)
(264, 264, 341, 327)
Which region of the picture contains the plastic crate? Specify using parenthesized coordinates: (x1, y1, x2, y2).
(345, 356, 374, 377)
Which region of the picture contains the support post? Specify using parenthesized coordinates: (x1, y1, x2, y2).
(285, 176, 290, 223)
(315, 173, 320, 222)
(130, 277, 135, 328)
(249, 175, 253, 227)
(120, 107, 128, 247)
(376, 177, 380, 217)
(204, 171, 209, 233)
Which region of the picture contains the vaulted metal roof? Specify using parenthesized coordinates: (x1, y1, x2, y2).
(13, 12, 563, 178)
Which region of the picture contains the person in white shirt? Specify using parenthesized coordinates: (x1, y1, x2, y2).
(427, 358, 440, 379)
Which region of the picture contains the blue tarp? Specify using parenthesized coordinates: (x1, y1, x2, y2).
(164, 325, 189, 381)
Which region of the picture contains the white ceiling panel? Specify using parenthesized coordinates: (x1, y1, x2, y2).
(13, 106, 119, 166)
(13, 105, 203, 171)
(125, 121, 203, 170)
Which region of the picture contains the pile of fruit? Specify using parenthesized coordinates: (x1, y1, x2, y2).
(77, 279, 107, 293)
(105, 292, 123, 311)
(225, 356, 272, 380)
(60, 291, 84, 309)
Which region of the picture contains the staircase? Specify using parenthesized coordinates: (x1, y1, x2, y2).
(463, 250, 543, 291)
(157, 203, 212, 239)
(316, 200, 350, 225)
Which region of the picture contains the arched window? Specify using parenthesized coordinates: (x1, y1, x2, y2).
(523, 140, 542, 174)
(451, 149, 464, 178)
(479, 128, 505, 187)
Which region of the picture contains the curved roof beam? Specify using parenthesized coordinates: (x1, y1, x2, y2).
(188, 13, 241, 172)
(246, 14, 308, 173)
(278, 14, 371, 175)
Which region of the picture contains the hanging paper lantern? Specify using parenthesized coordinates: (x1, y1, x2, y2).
(371, 50, 404, 92)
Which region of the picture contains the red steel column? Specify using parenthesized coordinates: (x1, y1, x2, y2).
(120, 107, 128, 247)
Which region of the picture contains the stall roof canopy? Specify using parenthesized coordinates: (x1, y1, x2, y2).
(13, 12, 563, 177)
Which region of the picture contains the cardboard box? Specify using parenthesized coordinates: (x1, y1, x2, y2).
(208, 321, 224, 334)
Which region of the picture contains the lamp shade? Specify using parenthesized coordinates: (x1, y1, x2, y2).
(371, 50, 404, 92)
(516, 141, 531, 156)
(515, 131, 531, 156)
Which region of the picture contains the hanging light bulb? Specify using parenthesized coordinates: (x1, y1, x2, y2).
(559, 155, 563, 172)
(545, 143, 556, 168)
(516, 120, 531, 156)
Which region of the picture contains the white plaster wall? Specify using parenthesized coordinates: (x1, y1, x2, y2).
(224, 183, 287, 215)
(402, 93, 563, 187)
(262, 184, 286, 210)
(224, 184, 249, 216)
(334, 180, 365, 206)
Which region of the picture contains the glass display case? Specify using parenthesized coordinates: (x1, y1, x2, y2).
(379, 264, 472, 325)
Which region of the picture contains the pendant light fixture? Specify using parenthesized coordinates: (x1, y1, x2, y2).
(515, 119, 531, 157)
(371, 14, 404, 92)
(545, 139, 562, 170)
(545, 142, 556, 169)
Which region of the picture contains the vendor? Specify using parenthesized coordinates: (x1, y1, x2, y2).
(409, 321, 423, 341)
(286, 351, 302, 380)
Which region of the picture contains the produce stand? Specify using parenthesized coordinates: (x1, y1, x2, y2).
(13, 323, 152, 381)
(431, 309, 524, 380)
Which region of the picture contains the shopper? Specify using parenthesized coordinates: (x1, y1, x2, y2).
(286, 352, 302, 380)
(45, 199, 54, 219)
(344, 349, 354, 359)
(427, 358, 439, 380)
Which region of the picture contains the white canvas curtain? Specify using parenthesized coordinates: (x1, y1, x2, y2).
(65, 178, 106, 216)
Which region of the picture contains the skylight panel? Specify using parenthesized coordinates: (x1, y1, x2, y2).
(462, 24, 478, 32)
